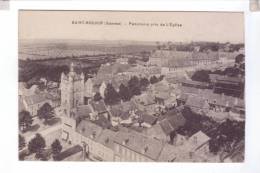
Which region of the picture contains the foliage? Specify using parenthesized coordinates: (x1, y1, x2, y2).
(104, 83, 120, 105)
(19, 110, 33, 132)
(51, 139, 63, 156)
(28, 133, 46, 154)
(19, 134, 26, 150)
(128, 76, 141, 96)
(118, 84, 131, 101)
(191, 70, 210, 83)
(93, 92, 102, 101)
(37, 103, 54, 123)
(235, 54, 245, 64)
(139, 78, 150, 91)
(128, 58, 136, 64)
(150, 75, 159, 84)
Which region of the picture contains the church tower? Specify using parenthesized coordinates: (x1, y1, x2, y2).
(60, 62, 85, 118)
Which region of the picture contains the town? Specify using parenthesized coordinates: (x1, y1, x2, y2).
(18, 41, 245, 162)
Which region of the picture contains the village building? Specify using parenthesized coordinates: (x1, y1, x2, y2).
(132, 93, 157, 115)
(185, 95, 210, 115)
(22, 93, 53, 116)
(113, 130, 164, 162)
(116, 57, 128, 64)
(146, 112, 186, 142)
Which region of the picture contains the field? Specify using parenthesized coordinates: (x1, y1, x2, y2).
(18, 39, 156, 85)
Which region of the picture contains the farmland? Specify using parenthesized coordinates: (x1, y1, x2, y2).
(18, 39, 156, 85)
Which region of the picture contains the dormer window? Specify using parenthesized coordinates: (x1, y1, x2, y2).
(122, 138, 129, 145)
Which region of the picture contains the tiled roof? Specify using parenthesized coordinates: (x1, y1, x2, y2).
(76, 120, 103, 140)
(159, 113, 186, 135)
(141, 113, 158, 125)
(186, 130, 210, 152)
(75, 105, 92, 117)
(185, 95, 207, 109)
(90, 100, 107, 114)
(93, 114, 112, 129)
(113, 130, 164, 160)
(23, 93, 50, 106)
(181, 79, 209, 87)
(134, 93, 155, 106)
(96, 129, 117, 149)
(158, 143, 178, 162)
(151, 50, 192, 59)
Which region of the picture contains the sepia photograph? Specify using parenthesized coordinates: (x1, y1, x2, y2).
(18, 10, 245, 162)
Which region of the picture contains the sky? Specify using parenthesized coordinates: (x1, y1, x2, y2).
(19, 11, 244, 43)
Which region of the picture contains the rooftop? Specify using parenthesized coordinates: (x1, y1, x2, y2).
(76, 120, 103, 140)
(96, 129, 117, 149)
(114, 130, 164, 160)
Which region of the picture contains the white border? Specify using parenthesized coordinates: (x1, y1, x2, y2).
(0, 1, 260, 173)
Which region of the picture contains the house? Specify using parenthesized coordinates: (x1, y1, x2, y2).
(181, 79, 210, 89)
(22, 93, 52, 116)
(116, 57, 128, 64)
(154, 91, 177, 110)
(89, 100, 109, 120)
(210, 75, 244, 97)
(109, 101, 139, 126)
(73, 105, 92, 120)
(132, 93, 156, 114)
(185, 131, 211, 158)
(95, 129, 117, 161)
(74, 120, 104, 157)
(139, 113, 158, 128)
(46, 81, 58, 90)
(113, 130, 164, 161)
(185, 95, 210, 115)
(146, 112, 186, 142)
(19, 84, 39, 97)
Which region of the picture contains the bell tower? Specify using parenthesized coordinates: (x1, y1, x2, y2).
(60, 62, 85, 118)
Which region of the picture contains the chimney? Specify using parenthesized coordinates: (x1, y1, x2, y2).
(142, 146, 149, 154)
(122, 138, 129, 145)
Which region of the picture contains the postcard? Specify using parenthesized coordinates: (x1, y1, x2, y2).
(18, 10, 245, 162)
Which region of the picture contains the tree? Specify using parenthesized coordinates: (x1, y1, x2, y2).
(104, 83, 120, 105)
(51, 139, 62, 156)
(128, 76, 141, 96)
(19, 134, 26, 150)
(28, 133, 46, 155)
(191, 70, 210, 83)
(19, 110, 33, 132)
(37, 103, 54, 123)
(235, 54, 245, 64)
(158, 75, 165, 81)
(139, 78, 150, 91)
(209, 139, 220, 154)
(128, 58, 136, 64)
(118, 84, 131, 101)
(93, 92, 102, 101)
(150, 75, 159, 84)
